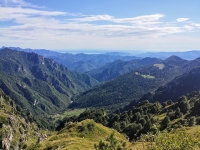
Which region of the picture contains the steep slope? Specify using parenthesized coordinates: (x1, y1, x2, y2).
(140, 66, 200, 103)
(3, 47, 139, 72)
(71, 56, 191, 110)
(0, 89, 40, 150)
(0, 48, 99, 125)
(86, 57, 162, 82)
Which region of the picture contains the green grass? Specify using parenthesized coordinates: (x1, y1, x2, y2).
(51, 109, 86, 122)
(153, 63, 165, 70)
(141, 74, 155, 79)
(62, 109, 86, 117)
(31, 119, 131, 150)
(135, 72, 155, 79)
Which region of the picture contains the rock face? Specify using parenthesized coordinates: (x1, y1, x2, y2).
(38, 134, 47, 143)
(2, 125, 13, 150)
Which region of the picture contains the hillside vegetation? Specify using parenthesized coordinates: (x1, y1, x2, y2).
(147, 66, 200, 103)
(59, 91, 200, 143)
(30, 119, 131, 150)
(72, 56, 196, 110)
(86, 57, 161, 82)
(0, 48, 99, 128)
(0, 89, 41, 149)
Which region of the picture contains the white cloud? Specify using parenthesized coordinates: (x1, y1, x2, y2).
(0, 0, 200, 50)
(0, 0, 43, 8)
(0, 7, 66, 21)
(71, 14, 114, 22)
(184, 25, 193, 31)
(113, 14, 164, 24)
(177, 18, 190, 22)
(71, 14, 164, 25)
(191, 23, 200, 28)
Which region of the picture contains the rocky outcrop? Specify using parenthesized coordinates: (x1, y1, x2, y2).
(2, 125, 13, 150)
(0, 89, 39, 149)
(38, 134, 47, 143)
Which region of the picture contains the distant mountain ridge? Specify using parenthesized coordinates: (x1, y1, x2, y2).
(1, 47, 139, 72)
(0, 48, 99, 124)
(86, 57, 162, 82)
(137, 50, 200, 60)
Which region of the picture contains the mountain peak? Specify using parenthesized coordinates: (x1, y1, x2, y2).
(165, 55, 183, 60)
(163, 55, 188, 66)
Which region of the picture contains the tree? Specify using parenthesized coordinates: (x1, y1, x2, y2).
(139, 118, 146, 127)
(112, 122, 121, 131)
(132, 112, 141, 122)
(178, 95, 187, 104)
(193, 100, 200, 115)
(189, 116, 196, 126)
(161, 116, 170, 130)
(175, 107, 182, 118)
(143, 121, 152, 133)
(179, 101, 190, 114)
(123, 123, 138, 140)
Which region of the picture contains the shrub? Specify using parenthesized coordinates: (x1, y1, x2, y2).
(145, 130, 200, 150)
(189, 116, 196, 127)
(94, 132, 129, 150)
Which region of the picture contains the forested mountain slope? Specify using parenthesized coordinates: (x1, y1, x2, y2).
(139, 66, 200, 103)
(71, 56, 200, 110)
(0, 48, 99, 125)
(86, 57, 162, 82)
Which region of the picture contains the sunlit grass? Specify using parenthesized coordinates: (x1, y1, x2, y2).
(51, 108, 86, 122)
(141, 74, 155, 79)
(153, 63, 165, 70)
(33, 119, 131, 150)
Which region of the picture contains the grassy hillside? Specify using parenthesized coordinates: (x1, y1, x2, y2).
(29, 119, 131, 150)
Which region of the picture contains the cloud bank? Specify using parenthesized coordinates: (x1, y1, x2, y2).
(0, 0, 200, 51)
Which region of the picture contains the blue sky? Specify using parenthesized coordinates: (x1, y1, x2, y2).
(0, 0, 200, 52)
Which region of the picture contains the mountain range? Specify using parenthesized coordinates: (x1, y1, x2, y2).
(86, 57, 162, 82)
(71, 56, 200, 111)
(139, 66, 200, 103)
(0, 48, 99, 127)
(1, 47, 139, 73)
(1, 46, 200, 149)
(137, 50, 200, 60)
